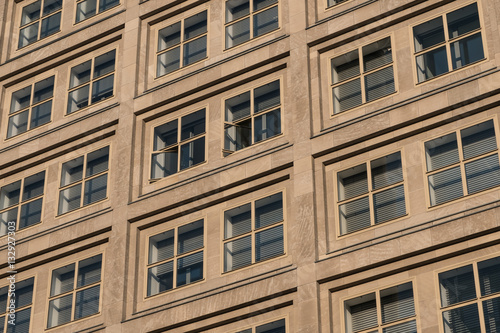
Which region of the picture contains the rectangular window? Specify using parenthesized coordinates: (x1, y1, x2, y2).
(438, 256, 500, 333)
(223, 192, 284, 272)
(7, 76, 54, 138)
(47, 254, 102, 328)
(147, 220, 204, 297)
(225, 0, 279, 49)
(58, 146, 109, 214)
(75, 0, 120, 23)
(331, 37, 395, 114)
(18, 0, 62, 48)
(425, 119, 500, 206)
(327, 0, 350, 8)
(336, 152, 406, 235)
(413, 3, 484, 83)
(151, 109, 206, 179)
(224, 80, 282, 155)
(344, 282, 417, 333)
(156, 11, 208, 77)
(67, 50, 116, 114)
(0, 171, 45, 237)
(237, 318, 286, 333)
(0, 277, 34, 332)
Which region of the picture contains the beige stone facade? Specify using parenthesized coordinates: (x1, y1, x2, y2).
(1, 0, 500, 332)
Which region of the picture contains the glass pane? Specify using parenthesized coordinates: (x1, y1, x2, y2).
(18, 23, 39, 48)
(439, 264, 476, 307)
(338, 164, 368, 201)
(181, 109, 205, 140)
(373, 185, 406, 224)
(425, 133, 459, 172)
(226, 18, 250, 48)
(483, 297, 500, 333)
(416, 46, 449, 82)
(0, 315, 4, 332)
(478, 256, 500, 296)
(443, 303, 480, 333)
(254, 0, 278, 11)
(58, 184, 82, 214)
(255, 192, 283, 229)
(327, 0, 350, 6)
(178, 219, 204, 255)
(7, 307, 31, 333)
(344, 293, 377, 333)
(0, 181, 21, 209)
(47, 294, 72, 328)
(83, 174, 108, 205)
(183, 35, 207, 66)
(158, 22, 181, 51)
(253, 5, 279, 37)
(177, 251, 204, 287)
(383, 320, 417, 333)
(332, 50, 360, 84)
(151, 150, 178, 179)
(23, 171, 45, 201)
(0, 286, 7, 310)
(363, 37, 392, 72)
(184, 11, 207, 40)
(380, 282, 415, 324)
(226, 0, 249, 23)
(19, 198, 43, 229)
(76, 0, 97, 22)
(254, 80, 280, 113)
(70, 60, 92, 88)
(147, 261, 173, 296)
(256, 318, 286, 333)
(10, 86, 31, 114)
(428, 167, 463, 206)
(43, 0, 62, 16)
(67, 85, 90, 114)
(461, 120, 497, 160)
(7, 112, 29, 138)
(0, 208, 17, 237)
(447, 3, 480, 39)
(14, 277, 34, 308)
(465, 154, 500, 195)
(413, 17, 445, 52)
(21, 1, 41, 26)
(333, 78, 362, 114)
(149, 229, 174, 264)
(33, 76, 54, 103)
(339, 196, 370, 235)
(225, 203, 251, 239)
(30, 100, 52, 129)
(99, 0, 119, 12)
(451, 32, 484, 70)
(86, 146, 109, 177)
(50, 263, 75, 296)
(77, 254, 102, 287)
(74, 285, 100, 319)
(40, 12, 61, 39)
(224, 120, 251, 152)
(371, 152, 403, 190)
(94, 50, 116, 78)
(61, 156, 84, 187)
(224, 235, 252, 272)
(91, 74, 114, 103)
(254, 108, 281, 142)
(157, 47, 181, 76)
(180, 137, 205, 170)
(154, 120, 178, 150)
(255, 224, 284, 262)
(226, 91, 251, 122)
(365, 66, 395, 102)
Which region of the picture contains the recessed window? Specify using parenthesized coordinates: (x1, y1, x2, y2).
(156, 11, 208, 77)
(18, 0, 62, 48)
(223, 192, 284, 273)
(223, 80, 282, 156)
(331, 37, 395, 114)
(425, 120, 500, 206)
(47, 255, 102, 328)
(151, 109, 206, 180)
(0, 171, 45, 237)
(327, 0, 350, 8)
(439, 256, 500, 333)
(237, 318, 286, 333)
(147, 220, 204, 296)
(75, 0, 120, 23)
(58, 146, 109, 214)
(0, 277, 34, 332)
(413, 3, 484, 82)
(344, 282, 416, 333)
(225, 0, 279, 49)
(7, 76, 54, 138)
(336, 152, 406, 235)
(67, 50, 116, 114)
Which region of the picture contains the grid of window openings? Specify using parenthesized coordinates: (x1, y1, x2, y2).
(438, 256, 500, 333)
(0, 172, 45, 237)
(67, 50, 116, 114)
(344, 282, 417, 333)
(156, 11, 208, 77)
(151, 109, 206, 179)
(237, 318, 286, 333)
(0, 278, 34, 333)
(223, 192, 284, 272)
(7, 76, 54, 138)
(147, 220, 204, 297)
(224, 80, 282, 155)
(331, 37, 395, 114)
(47, 254, 102, 328)
(58, 146, 109, 214)
(225, 0, 279, 49)
(413, 2, 484, 83)
(18, 0, 62, 49)
(336, 152, 406, 235)
(425, 119, 500, 206)
(76, 0, 120, 23)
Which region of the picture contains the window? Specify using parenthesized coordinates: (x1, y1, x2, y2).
(336, 152, 406, 235)
(438, 256, 500, 333)
(147, 220, 204, 296)
(156, 11, 208, 77)
(0, 278, 34, 333)
(75, 0, 120, 23)
(58, 146, 109, 214)
(47, 254, 102, 328)
(67, 50, 116, 114)
(0, 171, 45, 237)
(223, 192, 284, 272)
(151, 109, 206, 180)
(344, 282, 417, 333)
(327, 0, 350, 8)
(7, 76, 54, 138)
(331, 37, 395, 114)
(225, 0, 279, 49)
(18, 0, 62, 48)
(425, 119, 500, 206)
(237, 318, 286, 333)
(413, 3, 484, 83)
(223, 80, 281, 155)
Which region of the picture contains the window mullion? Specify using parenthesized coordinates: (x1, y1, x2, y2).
(249, 6, 254, 39)
(366, 162, 376, 226)
(251, 201, 256, 264)
(455, 130, 468, 196)
(177, 118, 182, 172)
(472, 262, 488, 332)
(442, 14, 454, 75)
(71, 263, 78, 321)
(375, 290, 382, 329)
(250, 88, 255, 145)
(180, 19, 185, 66)
(80, 153, 88, 207)
(173, 227, 178, 288)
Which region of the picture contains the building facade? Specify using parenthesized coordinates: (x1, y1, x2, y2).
(1, 0, 500, 332)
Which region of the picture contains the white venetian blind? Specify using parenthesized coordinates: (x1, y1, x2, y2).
(461, 120, 497, 160)
(345, 293, 377, 333)
(439, 265, 476, 307)
(380, 282, 415, 324)
(255, 193, 283, 229)
(339, 196, 370, 235)
(255, 225, 284, 262)
(74, 285, 100, 320)
(465, 154, 500, 194)
(425, 133, 460, 172)
(428, 166, 463, 206)
(442, 303, 481, 333)
(373, 185, 406, 224)
(478, 256, 500, 296)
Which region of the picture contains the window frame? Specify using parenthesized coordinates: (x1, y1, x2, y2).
(74, 0, 120, 24)
(231, 317, 288, 333)
(326, 0, 351, 9)
(17, 0, 62, 49)
(0, 275, 36, 333)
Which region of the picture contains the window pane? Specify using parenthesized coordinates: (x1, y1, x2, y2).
(181, 109, 205, 140)
(10, 86, 31, 114)
(0, 208, 18, 237)
(416, 46, 449, 82)
(154, 120, 178, 150)
(149, 230, 174, 264)
(99, 0, 119, 12)
(365, 66, 395, 103)
(344, 293, 377, 333)
(254, 108, 281, 142)
(147, 261, 173, 296)
(47, 294, 72, 328)
(21, 1, 41, 26)
(224, 235, 252, 272)
(157, 47, 181, 76)
(254, 80, 280, 113)
(61, 156, 84, 187)
(158, 22, 181, 51)
(43, 0, 62, 16)
(91, 74, 114, 103)
(178, 219, 204, 255)
(183, 35, 207, 66)
(413, 17, 445, 52)
(0, 286, 7, 311)
(224, 120, 252, 152)
(86, 147, 109, 177)
(338, 164, 368, 201)
(184, 11, 207, 40)
(333, 78, 362, 113)
(383, 320, 417, 333)
(94, 50, 116, 78)
(327, 0, 350, 6)
(381, 282, 415, 324)
(478, 256, 500, 296)
(151, 151, 178, 179)
(332, 50, 360, 84)
(447, 3, 480, 39)
(465, 154, 500, 195)
(0, 181, 21, 209)
(339, 196, 370, 235)
(443, 303, 480, 333)
(67, 85, 90, 114)
(253, 5, 279, 37)
(70, 60, 92, 88)
(371, 152, 403, 190)
(255, 224, 284, 262)
(256, 318, 286, 333)
(177, 251, 204, 287)
(77, 254, 102, 288)
(226, 18, 250, 48)
(226, 92, 251, 122)
(451, 32, 484, 70)
(19, 198, 43, 229)
(226, 0, 249, 23)
(7, 111, 29, 138)
(254, 0, 278, 11)
(0, 315, 4, 332)
(428, 167, 463, 206)
(225, 203, 252, 239)
(483, 297, 500, 333)
(255, 192, 283, 229)
(425, 133, 460, 172)
(439, 264, 476, 307)
(24, 169, 47, 201)
(33, 76, 54, 103)
(373, 185, 406, 224)
(18, 23, 39, 48)
(58, 184, 82, 214)
(30, 100, 52, 129)
(363, 37, 392, 72)
(14, 278, 34, 308)
(40, 12, 61, 39)
(83, 173, 108, 205)
(461, 120, 497, 160)
(50, 264, 75, 296)
(76, 0, 97, 22)
(8, 307, 31, 333)
(180, 137, 205, 170)
(74, 285, 100, 320)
